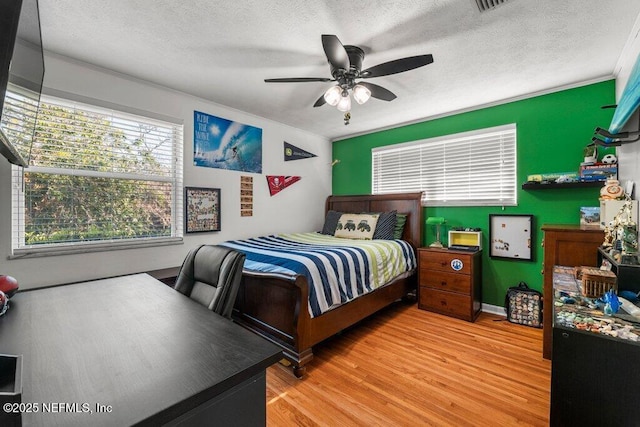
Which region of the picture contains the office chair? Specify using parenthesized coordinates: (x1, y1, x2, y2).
(174, 245, 246, 319)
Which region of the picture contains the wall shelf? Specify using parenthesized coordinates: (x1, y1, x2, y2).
(522, 181, 604, 190)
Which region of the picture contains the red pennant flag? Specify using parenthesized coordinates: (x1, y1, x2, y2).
(267, 175, 301, 196)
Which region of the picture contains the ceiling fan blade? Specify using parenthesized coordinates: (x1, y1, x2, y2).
(357, 82, 397, 101)
(265, 77, 333, 83)
(322, 34, 350, 71)
(313, 94, 327, 107)
(362, 54, 434, 78)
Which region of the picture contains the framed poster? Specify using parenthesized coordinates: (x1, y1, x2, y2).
(185, 187, 221, 233)
(193, 111, 262, 173)
(489, 214, 534, 261)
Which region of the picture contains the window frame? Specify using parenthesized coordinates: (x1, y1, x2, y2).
(10, 92, 184, 258)
(371, 124, 517, 207)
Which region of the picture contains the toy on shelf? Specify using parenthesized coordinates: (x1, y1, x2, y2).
(583, 144, 597, 164)
(602, 195, 638, 260)
(600, 178, 625, 200)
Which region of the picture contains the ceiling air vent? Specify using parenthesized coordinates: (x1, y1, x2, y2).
(474, 0, 509, 12)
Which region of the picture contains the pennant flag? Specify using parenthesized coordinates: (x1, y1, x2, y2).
(267, 175, 301, 196)
(284, 142, 317, 161)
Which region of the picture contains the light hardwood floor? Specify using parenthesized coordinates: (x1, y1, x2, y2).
(266, 301, 551, 426)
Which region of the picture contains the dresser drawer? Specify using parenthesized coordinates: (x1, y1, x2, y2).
(419, 250, 473, 275)
(419, 288, 473, 320)
(420, 270, 471, 293)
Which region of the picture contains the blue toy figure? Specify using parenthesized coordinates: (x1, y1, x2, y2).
(603, 289, 621, 315)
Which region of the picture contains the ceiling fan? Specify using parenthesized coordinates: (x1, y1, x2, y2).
(265, 35, 434, 124)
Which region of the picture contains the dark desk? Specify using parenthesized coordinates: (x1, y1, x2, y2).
(0, 274, 282, 426)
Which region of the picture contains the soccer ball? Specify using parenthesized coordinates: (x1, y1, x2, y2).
(602, 154, 617, 164)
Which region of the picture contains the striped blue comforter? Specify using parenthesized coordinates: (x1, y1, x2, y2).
(220, 232, 417, 318)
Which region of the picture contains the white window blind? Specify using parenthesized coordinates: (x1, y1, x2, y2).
(372, 124, 517, 207)
(1, 86, 40, 162)
(11, 93, 184, 256)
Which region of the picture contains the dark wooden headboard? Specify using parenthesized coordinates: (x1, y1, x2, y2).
(325, 192, 424, 250)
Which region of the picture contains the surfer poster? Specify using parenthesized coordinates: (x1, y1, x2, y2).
(193, 111, 262, 173)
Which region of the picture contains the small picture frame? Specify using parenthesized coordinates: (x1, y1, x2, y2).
(579, 206, 600, 230)
(185, 187, 221, 233)
(489, 214, 534, 261)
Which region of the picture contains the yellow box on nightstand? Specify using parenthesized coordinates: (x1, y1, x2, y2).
(448, 230, 482, 249)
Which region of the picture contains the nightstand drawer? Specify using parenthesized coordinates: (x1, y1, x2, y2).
(419, 251, 473, 275)
(417, 247, 482, 322)
(419, 288, 472, 320)
(420, 270, 471, 293)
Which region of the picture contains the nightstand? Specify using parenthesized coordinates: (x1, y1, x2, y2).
(418, 247, 482, 322)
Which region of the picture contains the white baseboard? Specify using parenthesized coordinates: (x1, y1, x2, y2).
(482, 303, 506, 317)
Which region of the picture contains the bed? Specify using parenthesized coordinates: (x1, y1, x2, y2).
(228, 192, 423, 377)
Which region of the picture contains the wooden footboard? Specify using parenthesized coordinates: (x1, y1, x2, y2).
(232, 270, 416, 377)
(232, 271, 311, 376)
(232, 192, 423, 377)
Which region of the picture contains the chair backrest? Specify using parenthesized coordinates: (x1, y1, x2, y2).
(174, 245, 246, 319)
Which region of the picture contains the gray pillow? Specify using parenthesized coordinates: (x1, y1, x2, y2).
(372, 210, 397, 240)
(321, 210, 342, 235)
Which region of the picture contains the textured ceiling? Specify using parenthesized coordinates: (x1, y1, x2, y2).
(37, 0, 640, 140)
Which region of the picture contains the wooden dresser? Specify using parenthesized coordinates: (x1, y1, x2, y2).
(541, 224, 603, 359)
(418, 247, 482, 322)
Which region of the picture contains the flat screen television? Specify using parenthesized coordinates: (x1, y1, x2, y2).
(0, 0, 44, 167)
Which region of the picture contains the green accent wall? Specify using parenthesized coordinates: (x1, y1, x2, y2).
(332, 80, 616, 306)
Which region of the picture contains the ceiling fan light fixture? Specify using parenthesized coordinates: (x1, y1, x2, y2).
(336, 93, 351, 112)
(265, 35, 433, 123)
(324, 85, 342, 106)
(352, 84, 371, 105)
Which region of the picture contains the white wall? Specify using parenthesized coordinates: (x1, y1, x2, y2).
(0, 53, 331, 289)
(615, 15, 640, 193)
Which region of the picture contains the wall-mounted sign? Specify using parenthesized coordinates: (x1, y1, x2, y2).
(267, 175, 301, 196)
(284, 142, 316, 161)
(240, 176, 253, 217)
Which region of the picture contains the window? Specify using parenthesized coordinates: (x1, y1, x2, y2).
(10, 92, 184, 256)
(372, 124, 517, 207)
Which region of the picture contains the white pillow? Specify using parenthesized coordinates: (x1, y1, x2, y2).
(334, 213, 379, 240)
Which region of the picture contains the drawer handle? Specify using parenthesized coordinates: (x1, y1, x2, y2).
(440, 262, 447, 267)
(440, 281, 447, 287)
(440, 300, 447, 306)
(562, 332, 569, 339)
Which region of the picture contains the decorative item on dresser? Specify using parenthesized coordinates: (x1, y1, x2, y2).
(418, 247, 482, 322)
(541, 224, 604, 360)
